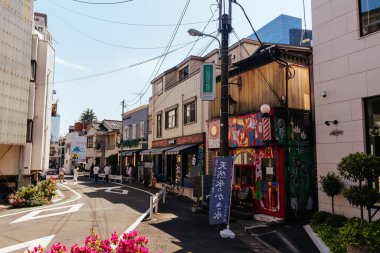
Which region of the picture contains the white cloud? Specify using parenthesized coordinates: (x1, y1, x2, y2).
(55, 57, 92, 72)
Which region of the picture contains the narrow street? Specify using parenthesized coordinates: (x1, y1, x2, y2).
(0, 178, 254, 253)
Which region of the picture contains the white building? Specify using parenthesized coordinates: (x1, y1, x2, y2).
(312, 0, 380, 218)
(64, 131, 87, 174)
(0, 1, 55, 187)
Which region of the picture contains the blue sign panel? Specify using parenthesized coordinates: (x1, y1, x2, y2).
(209, 156, 233, 225)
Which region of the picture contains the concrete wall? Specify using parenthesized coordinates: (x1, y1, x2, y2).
(0, 0, 33, 145)
(312, 0, 380, 219)
(31, 39, 55, 172)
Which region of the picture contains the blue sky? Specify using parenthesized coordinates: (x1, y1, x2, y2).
(35, 0, 311, 136)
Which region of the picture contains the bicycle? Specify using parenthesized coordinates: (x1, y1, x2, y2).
(165, 179, 184, 196)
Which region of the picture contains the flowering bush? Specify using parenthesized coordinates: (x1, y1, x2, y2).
(8, 178, 57, 208)
(27, 230, 153, 253)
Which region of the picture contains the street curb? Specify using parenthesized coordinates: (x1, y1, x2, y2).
(252, 235, 282, 253)
(303, 225, 330, 253)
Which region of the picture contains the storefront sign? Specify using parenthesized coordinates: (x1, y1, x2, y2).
(207, 121, 220, 149)
(209, 157, 233, 225)
(201, 63, 215, 101)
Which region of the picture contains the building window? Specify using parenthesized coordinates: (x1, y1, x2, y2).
(26, 120, 33, 143)
(165, 109, 177, 129)
(365, 96, 380, 156)
(123, 126, 129, 140)
(132, 124, 137, 139)
(184, 101, 196, 124)
(30, 60, 36, 82)
(87, 137, 93, 148)
(364, 95, 380, 194)
(179, 65, 189, 81)
(157, 113, 162, 138)
(156, 81, 163, 95)
(140, 121, 145, 138)
(148, 115, 152, 134)
(359, 0, 380, 36)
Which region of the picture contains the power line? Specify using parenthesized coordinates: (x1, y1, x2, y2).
(72, 0, 133, 4)
(43, 0, 197, 50)
(125, 0, 191, 107)
(54, 42, 193, 84)
(48, 0, 217, 27)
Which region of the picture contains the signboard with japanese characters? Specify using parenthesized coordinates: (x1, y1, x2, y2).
(209, 157, 233, 225)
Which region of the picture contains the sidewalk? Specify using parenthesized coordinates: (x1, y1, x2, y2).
(134, 187, 278, 253)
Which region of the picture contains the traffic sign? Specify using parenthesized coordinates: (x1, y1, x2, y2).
(201, 63, 215, 101)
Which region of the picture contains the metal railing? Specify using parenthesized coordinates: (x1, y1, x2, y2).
(149, 188, 166, 219)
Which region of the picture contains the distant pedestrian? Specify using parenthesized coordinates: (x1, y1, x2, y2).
(93, 164, 100, 182)
(59, 167, 65, 183)
(127, 165, 133, 183)
(90, 163, 94, 178)
(73, 166, 79, 182)
(104, 164, 111, 183)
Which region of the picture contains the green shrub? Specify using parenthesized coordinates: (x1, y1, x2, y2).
(311, 211, 330, 224)
(325, 214, 348, 228)
(39, 178, 57, 197)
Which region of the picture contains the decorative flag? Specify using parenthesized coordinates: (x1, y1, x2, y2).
(209, 157, 233, 225)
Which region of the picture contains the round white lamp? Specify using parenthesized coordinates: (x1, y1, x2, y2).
(260, 104, 271, 114)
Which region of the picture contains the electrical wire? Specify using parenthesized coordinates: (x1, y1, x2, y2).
(43, 0, 197, 50)
(124, 0, 191, 107)
(54, 42, 193, 84)
(232, 31, 283, 104)
(299, 0, 307, 45)
(48, 0, 217, 27)
(232, 0, 295, 79)
(72, 0, 133, 4)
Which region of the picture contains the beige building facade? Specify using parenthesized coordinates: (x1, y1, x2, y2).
(312, 0, 380, 218)
(0, 0, 55, 187)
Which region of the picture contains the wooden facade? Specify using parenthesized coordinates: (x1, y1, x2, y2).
(210, 46, 312, 119)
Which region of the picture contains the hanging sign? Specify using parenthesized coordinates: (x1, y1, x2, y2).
(201, 63, 215, 101)
(209, 156, 233, 225)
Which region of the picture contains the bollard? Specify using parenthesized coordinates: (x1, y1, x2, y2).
(149, 196, 153, 219)
(155, 193, 158, 213)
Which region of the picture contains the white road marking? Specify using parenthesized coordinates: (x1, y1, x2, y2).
(0, 183, 82, 219)
(51, 190, 64, 203)
(0, 235, 55, 253)
(11, 203, 84, 224)
(105, 188, 128, 195)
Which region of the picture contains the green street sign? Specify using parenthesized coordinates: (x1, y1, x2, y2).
(201, 63, 215, 101)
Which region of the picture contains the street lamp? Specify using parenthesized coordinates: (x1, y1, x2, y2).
(187, 29, 221, 48)
(188, 15, 230, 158)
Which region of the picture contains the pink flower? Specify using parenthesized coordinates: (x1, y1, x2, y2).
(111, 232, 119, 245)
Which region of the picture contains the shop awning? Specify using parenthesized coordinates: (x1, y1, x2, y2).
(121, 151, 136, 157)
(150, 147, 172, 155)
(140, 148, 157, 155)
(165, 144, 195, 155)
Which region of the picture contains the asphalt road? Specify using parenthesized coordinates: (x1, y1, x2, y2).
(0, 179, 153, 252)
(0, 178, 254, 253)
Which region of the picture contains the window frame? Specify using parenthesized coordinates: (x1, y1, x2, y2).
(358, 0, 380, 37)
(165, 109, 177, 129)
(178, 65, 189, 81)
(140, 121, 145, 138)
(156, 113, 162, 138)
(132, 124, 137, 139)
(87, 136, 94, 148)
(26, 119, 33, 143)
(183, 100, 197, 125)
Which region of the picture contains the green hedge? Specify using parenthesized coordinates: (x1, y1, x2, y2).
(311, 211, 380, 253)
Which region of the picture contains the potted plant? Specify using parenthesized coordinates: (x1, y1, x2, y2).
(320, 172, 343, 214)
(337, 152, 380, 220)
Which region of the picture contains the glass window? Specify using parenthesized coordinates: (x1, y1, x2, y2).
(179, 65, 189, 81)
(157, 114, 162, 138)
(359, 0, 380, 36)
(140, 121, 145, 138)
(124, 126, 129, 140)
(87, 137, 93, 148)
(26, 120, 33, 143)
(165, 109, 177, 129)
(132, 124, 136, 139)
(184, 101, 196, 124)
(365, 96, 380, 193)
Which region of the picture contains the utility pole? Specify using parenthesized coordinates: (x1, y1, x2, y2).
(120, 100, 125, 175)
(219, 1, 232, 156)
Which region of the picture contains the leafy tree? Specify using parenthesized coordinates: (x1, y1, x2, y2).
(337, 152, 380, 220)
(79, 108, 98, 124)
(320, 172, 343, 214)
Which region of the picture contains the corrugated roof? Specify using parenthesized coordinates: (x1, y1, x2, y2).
(102, 120, 122, 131)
